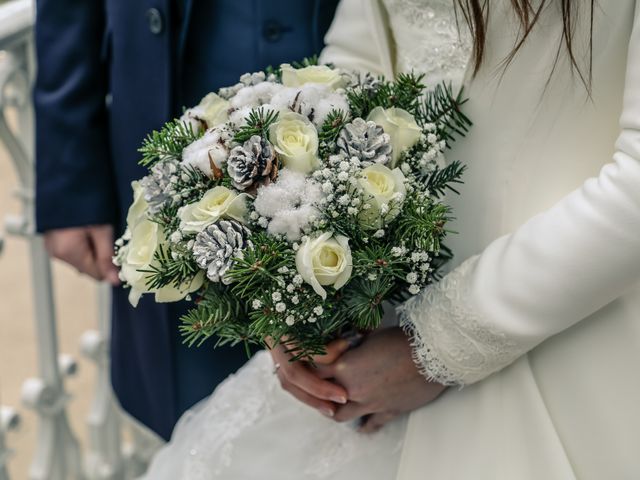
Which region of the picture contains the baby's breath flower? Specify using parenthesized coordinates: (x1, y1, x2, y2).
(406, 272, 418, 284)
(275, 302, 286, 313)
(272, 291, 282, 302)
(252, 299, 262, 309)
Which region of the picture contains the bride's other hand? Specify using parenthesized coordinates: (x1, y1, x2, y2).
(268, 339, 350, 418)
(321, 327, 447, 433)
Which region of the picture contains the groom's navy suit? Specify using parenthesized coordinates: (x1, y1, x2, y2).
(34, 0, 338, 440)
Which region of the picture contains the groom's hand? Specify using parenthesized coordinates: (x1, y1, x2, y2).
(319, 327, 447, 433)
(44, 225, 120, 285)
(268, 339, 350, 418)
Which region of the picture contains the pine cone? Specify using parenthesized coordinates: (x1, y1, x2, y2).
(336, 118, 392, 165)
(140, 159, 180, 214)
(192, 220, 252, 284)
(227, 135, 278, 191)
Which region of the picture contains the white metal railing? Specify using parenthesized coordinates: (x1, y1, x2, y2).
(0, 1, 161, 478)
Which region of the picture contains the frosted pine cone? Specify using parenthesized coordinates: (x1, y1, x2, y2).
(227, 135, 278, 191)
(336, 118, 392, 165)
(140, 159, 180, 214)
(192, 220, 252, 284)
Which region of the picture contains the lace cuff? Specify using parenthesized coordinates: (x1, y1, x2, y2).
(398, 256, 518, 386)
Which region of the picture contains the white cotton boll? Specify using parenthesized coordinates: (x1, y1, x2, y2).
(228, 106, 255, 127)
(313, 93, 351, 127)
(181, 127, 230, 177)
(254, 169, 323, 241)
(230, 82, 284, 110)
(271, 84, 337, 123)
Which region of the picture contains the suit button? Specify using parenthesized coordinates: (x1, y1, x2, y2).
(146, 8, 164, 35)
(263, 20, 283, 43)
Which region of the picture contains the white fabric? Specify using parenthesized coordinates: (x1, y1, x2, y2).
(140, 352, 407, 479)
(322, 0, 640, 478)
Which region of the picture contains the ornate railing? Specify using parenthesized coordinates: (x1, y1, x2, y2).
(0, 1, 161, 478)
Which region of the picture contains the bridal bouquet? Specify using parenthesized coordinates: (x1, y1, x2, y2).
(114, 60, 470, 359)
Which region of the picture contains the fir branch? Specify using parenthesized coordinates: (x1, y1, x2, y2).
(140, 243, 200, 290)
(318, 109, 350, 158)
(341, 276, 394, 330)
(225, 233, 293, 299)
(233, 108, 280, 143)
(390, 72, 426, 113)
(138, 120, 202, 167)
(419, 83, 472, 143)
(424, 160, 467, 197)
(179, 284, 250, 348)
(392, 195, 451, 252)
(291, 55, 319, 68)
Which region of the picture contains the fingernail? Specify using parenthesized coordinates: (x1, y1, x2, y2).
(320, 408, 334, 418)
(331, 396, 347, 404)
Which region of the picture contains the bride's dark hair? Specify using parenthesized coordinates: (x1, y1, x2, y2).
(455, 0, 595, 88)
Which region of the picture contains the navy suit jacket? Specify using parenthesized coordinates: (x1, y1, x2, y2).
(34, 0, 338, 439)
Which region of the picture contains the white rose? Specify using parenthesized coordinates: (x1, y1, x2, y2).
(280, 64, 345, 90)
(126, 181, 147, 229)
(367, 107, 422, 167)
(154, 271, 205, 303)
(295, 232, 353, 300)
(121, 219, 204, 306)
(181, 127, 232, 178)
(120, 218, 160, 306)
(184, 93, 230, 129)
(178, 186, 248, 233)
(358, 164, 407, 229)
(269, 112, 320, 174)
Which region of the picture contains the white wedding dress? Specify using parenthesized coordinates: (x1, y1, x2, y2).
(140, 1, 471, 479)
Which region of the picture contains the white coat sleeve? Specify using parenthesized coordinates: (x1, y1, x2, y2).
(319, 0, 392, 78)
(398, 6, 640, 386)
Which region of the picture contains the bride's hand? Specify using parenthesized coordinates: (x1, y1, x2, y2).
(318, 327, 447, 433)
(267, 339, 350, 418)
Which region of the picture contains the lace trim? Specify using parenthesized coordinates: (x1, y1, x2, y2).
(398, 256, 518, 385)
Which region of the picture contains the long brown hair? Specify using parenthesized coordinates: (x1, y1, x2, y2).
(454, 0, 595, 89)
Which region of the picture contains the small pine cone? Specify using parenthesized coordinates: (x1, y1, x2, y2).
(140, 159, 180, 214)
(192, 220, 252, 284)
(336, 118, 392, 165)
(359, 73, 383, 93)
(227, 135, 278, 191)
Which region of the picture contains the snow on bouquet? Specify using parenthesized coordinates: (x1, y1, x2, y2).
(114, 60, 471, 359)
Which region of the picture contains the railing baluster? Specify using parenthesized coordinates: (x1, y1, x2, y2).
(80, 285, 125, 480)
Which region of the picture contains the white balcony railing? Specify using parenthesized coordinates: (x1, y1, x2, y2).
(0, 1, 162, 478)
